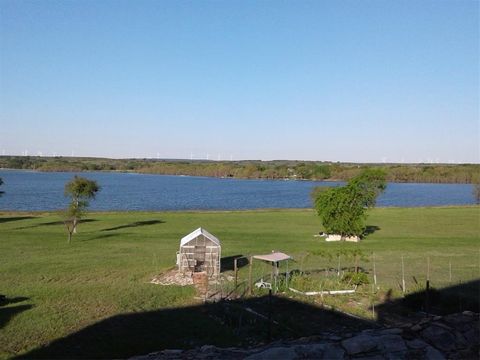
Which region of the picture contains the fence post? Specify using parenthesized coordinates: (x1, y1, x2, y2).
(248, 256, 253, 296)
(267, 289, 272, 342)
(234, 258, 238, 293)
(449, 260, 452, 283)
(425, 256, 430, 314)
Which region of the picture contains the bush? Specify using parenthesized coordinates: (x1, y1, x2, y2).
(342, 272, 370, 286)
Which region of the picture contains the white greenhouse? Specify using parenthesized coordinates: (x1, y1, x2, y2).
(176, 227, 221, 277)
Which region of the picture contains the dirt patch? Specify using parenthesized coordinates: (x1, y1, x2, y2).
(151, 269, 193, 286)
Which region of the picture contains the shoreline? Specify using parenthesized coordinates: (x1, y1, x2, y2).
(0, 167, 477, 185)
(1, 205, 478, 215)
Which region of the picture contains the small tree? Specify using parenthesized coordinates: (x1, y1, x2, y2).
(314, 168, 386, 238)
(62, 176, 100, 243)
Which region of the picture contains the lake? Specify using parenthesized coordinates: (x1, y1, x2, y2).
(0, 170, 475, 211)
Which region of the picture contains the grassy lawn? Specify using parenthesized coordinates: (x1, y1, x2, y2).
(0, 207, 479, 359)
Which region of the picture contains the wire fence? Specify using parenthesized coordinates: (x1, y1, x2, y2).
(225, 251, 479, 302)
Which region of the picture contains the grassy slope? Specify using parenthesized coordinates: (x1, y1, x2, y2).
(0, 207, 479, 358)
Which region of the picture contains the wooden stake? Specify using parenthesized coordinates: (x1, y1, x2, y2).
(372, 299, 375, 320)
(427, 256, 430, 281)
(248, 256, 253, 296)
(337, 255, 340, 277)
(234, 258, 238, 292)
(449, 260, 452, 283)
(401, 255, 405, 294)
(372, 253, 377, 286)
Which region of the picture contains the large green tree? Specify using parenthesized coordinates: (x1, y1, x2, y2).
(62, 176, 100, 243)
(314, 168, 386, 237)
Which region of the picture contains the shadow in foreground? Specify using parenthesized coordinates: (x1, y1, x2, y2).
(15, 280, 480, 359)
(377, 279, 479, 324)
(17, 295, 374, 359)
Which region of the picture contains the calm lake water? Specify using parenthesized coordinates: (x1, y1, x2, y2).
(0, 170, 475, 211)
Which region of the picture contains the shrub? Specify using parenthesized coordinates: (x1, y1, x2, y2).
(342, 272, 370, 286)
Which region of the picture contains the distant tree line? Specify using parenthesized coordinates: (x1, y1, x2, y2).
(0, 156, 478, 184)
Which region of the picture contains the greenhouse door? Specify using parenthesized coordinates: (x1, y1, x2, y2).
(194, 245, 206, 272)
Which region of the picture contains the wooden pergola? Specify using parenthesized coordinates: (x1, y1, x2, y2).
(248, 251, 292, 294)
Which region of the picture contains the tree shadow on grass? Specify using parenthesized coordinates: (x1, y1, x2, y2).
(101, 220, 164, 232)
(363, 225, 380, 236)
(0, 296, 33, 330)
(16, 219, 97, 229)
(0, 216, 37, 224)
(82, 234, 118, 242)
(39, 219, 97, 226)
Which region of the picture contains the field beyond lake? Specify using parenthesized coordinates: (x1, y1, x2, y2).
(0, 206, 479, 359)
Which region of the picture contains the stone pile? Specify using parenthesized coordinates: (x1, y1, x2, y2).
(131, 311, 478, 359)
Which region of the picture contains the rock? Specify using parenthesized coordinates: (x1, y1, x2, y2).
(354, 355, 384, 360)
(422, 325, 457, 352)
(322, 344, 345, 359)
(433, 316, 442, 321)
(128, 312, 480, 360)
(384, 351, 408, 360)
(328, 335, 343, 341)
(406, 339, 429, 349)
(325, 234, 342, 242)
(341, 334, 377, 355)
(244, 347, 297, 360)
(344, 235, 360, 242)
(295, 343, 325, 358)
(411, 324, 422, 332)
(452, 330, 468, 349)
(443, 314, 475, 332)
(200, 345, 216, 352)
(463, 328, 479, 344)
(380, 328, 403, 335)
(424, 346, 446, 360)
(377, 335, 407, 353)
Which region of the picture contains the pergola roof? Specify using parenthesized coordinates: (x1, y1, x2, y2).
(253, 252, 291, 262)
(180, 227, 221, 247)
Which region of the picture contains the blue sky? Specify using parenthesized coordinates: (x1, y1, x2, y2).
(0, 0, 478, 163)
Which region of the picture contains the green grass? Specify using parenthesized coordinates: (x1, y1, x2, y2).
(0, 207, 479, 359)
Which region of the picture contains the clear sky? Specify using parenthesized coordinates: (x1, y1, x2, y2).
(0, 0, 478, 163)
